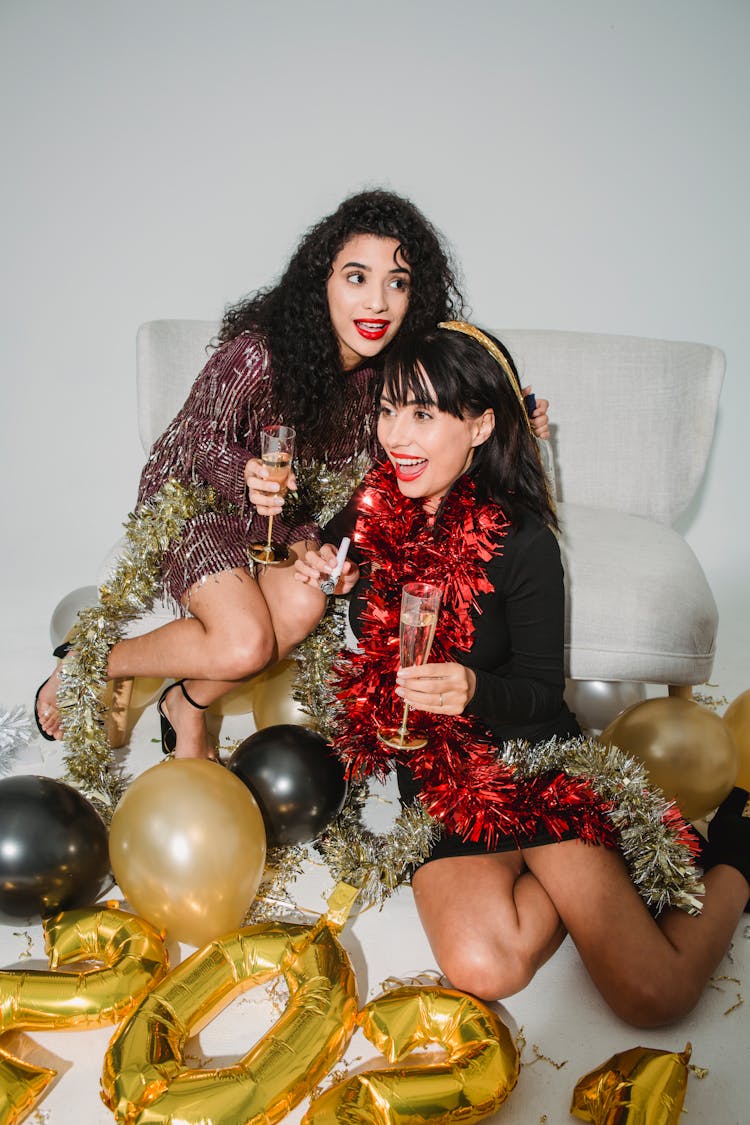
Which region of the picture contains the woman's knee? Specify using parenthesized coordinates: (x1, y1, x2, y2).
(595, 969, 703, 1029)
(268, 581, 326, 653)
(438, 938, 539, 1001)
(207, 621, 276, 680)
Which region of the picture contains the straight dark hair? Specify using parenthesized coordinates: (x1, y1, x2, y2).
(380, 328, 557, 528)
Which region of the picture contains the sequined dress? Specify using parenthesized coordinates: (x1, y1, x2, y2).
(137, 332, 380, 604)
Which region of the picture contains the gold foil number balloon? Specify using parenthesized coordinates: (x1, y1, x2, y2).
(108, 758, 267, 946)
(303, 985, 519, 1125)
(571, 1042, 692, 1124)
(599, 697, 738, 820)
(102, 914, 358, 1125)
(0, 1053, 56, 1125)
(0, 906, 168, 1125)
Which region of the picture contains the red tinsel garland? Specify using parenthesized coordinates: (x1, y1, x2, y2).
(332, 463, 620, 851)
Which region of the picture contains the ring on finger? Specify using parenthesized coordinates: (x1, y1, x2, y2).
(439, 693, 444, 708)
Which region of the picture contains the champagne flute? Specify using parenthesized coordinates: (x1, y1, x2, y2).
(378, 581, 442, 750)
(248, 424, 296, 565)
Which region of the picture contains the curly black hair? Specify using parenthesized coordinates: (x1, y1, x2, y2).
(381, 327, 557, 530)
(219, 189, 466, 453)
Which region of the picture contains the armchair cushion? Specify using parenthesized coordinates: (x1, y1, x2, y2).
(559, 502, 717, 684)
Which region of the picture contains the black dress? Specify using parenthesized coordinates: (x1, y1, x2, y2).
(324, 498, 581, 863)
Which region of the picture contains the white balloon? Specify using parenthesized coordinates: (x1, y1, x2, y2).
(564, 679, 647, 734)
(50, 585, 98, 648)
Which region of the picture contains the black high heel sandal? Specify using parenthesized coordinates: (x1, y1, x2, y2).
(34, 642, 74, 741)
(157, 680, 209, 756)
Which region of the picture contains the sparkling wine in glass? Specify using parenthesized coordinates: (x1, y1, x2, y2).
(378, 581, 442, 750)
(248, 424, 296, 565)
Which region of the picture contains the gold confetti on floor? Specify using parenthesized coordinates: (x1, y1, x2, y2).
(379, 970, 445, 992)
(12, 930, 33, 959)
(724, 994, 744, 1017)
(693, 689, 728, 711)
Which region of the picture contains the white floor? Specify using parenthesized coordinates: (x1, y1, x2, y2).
(1, 594, 749, 1125)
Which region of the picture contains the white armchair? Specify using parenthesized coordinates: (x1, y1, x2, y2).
(100, 321, 723, 744)
(498, 328, 723, 690)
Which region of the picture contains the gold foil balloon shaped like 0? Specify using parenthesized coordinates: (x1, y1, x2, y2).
(102, 916, 358, 1125)
(599, 697, 737, 820)
(108, 759, 267, 946)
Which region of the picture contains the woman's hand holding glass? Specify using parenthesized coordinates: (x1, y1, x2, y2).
(244, 458, 298, 516)
(246, 424, 296, 565)
(396, 661, 477, 716)
(293, 544, 361, 596)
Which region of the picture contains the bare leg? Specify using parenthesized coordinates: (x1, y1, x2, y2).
(154, 542, 328, 755)
(412, 851, 567, 999)
(36, 567, 273, 749)
(36, 549, 329, 754)
(522, 840, 749, 1026)
(257, 539, 328, 659)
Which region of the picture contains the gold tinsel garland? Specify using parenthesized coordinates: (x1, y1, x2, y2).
(56, 479, 216, 819)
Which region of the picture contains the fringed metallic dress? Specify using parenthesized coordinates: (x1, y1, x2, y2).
(136, 332, 379, 604)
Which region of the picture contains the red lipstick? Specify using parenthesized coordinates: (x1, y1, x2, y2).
(391, 457, 427, 482)
(354, 319, 390, 340)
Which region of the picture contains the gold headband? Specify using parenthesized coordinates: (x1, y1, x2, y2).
(438, 320, 532, 432)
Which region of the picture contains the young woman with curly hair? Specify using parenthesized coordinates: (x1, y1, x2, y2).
(34, 190, 549, 758)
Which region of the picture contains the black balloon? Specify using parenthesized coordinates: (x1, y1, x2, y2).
(228, 724, 347, 847)
(0, 775, 112, 923)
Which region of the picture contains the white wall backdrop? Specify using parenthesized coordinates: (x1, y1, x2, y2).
(2, 0, 748, 653)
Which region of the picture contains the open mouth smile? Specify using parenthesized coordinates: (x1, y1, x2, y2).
(390, 455, 427, 482)
(354, 319, 390, 340)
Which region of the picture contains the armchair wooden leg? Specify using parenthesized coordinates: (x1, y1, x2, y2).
(668, 684, 693, 700)
(106, 676, 135, 749)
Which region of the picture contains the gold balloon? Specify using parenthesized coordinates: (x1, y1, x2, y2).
(108, 760, 267, 947)
(102, 916, 358, 1125)
(128, 676, 166, 709)
(723, 688, 750, 790)
(599, 697, 738, 820)
(253, 658, 316, 730)
(0, 1051, 55, 1125)
(207, 677, 257, 717)
(0, 906, 168, 1035)
(304, 985, 519, 1125)
(571, 1042, 691, 1123)
(0, 906, 168, 1125)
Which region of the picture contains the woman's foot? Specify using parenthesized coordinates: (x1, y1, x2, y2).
(158, 680, 218, 761)
(34, 643, 73, 741)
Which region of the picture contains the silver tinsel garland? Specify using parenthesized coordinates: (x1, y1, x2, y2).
(317, 781, 441, 908)
(284, 452, 371, 529)
(56, 479, 216, 818)
(0, 705, 33, 775)
(499, 736, 704, 915)
(316, 737, 704, 914)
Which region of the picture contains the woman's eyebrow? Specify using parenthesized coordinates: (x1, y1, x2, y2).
(340, 260, 411, 275)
